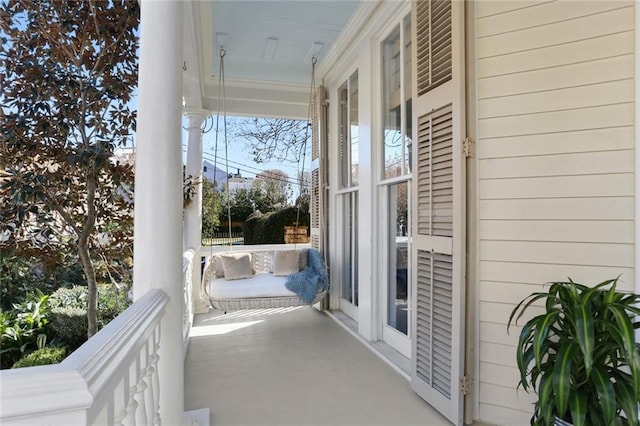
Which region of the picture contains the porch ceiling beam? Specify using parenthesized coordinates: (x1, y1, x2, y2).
(203, 78, 310, 120)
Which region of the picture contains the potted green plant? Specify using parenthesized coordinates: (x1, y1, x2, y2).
(508, 277, 640, 426)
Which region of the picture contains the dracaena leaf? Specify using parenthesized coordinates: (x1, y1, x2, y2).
(569, 392, 587, 426)
(592, 366, 616, 425)
(612, 378, 639, 426)
(574, 303, 594, 375)
(553, 342, 578, 418)
(533, 310, 560, 371)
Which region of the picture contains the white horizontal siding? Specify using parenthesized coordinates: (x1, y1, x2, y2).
(479, 341, 517, 369)
(477, 5, 634, 58)
(478, 55, 634, 99)
(477, 1, 631, 38)
(479, 150, 635, 179)
(479, 197, 635, 220)
(478, 127, 635, 159)
(477, 31, 634, 78)
(480, 220, 635, 244)
(478, 402, 533, 426)
(478, 79, 634, 119)
(480, 173, 634, 199)
(474, 1, 636, 424)
(479, 263, 636, 291)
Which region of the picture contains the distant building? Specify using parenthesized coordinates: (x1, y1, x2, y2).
(227, 175, 254, 193)
(202, 160, 228, 187)
(113, 147, 136, 167)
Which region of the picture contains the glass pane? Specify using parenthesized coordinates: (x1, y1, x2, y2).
(403, 15, 412, 172)
(338, 81, 349, 189)
(387, 182, 410, 335)
(382, 16, 412, 179)
(349, 71, 359, 186)
(341, 192, 358, 305)
(382, 26, 402, 179)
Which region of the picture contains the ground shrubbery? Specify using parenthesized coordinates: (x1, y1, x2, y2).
(243, 206, 309, 245)
(12, 347, 67, 369)
(0, 253, 132, 369)
(0, 292, 51, 369)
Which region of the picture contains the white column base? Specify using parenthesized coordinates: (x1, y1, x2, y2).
(193, 298, 210, 314)
(183, 408, 210, 426)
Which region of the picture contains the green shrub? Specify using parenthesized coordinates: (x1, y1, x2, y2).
(49, 284, 130, 328)
(49, 286, 88, 310)
(0, 293, 51, 369)
(242, 212, 263, 245)
(50, 307, 88, 351)
(0, 250, 86, 311)
(256, 207, 310, 244)
(12, 347, 66, 368)
(97, 284, 130, 328)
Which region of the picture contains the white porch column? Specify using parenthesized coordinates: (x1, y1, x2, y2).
(183, 111, 206, 252)
(183, 110, 210, 313)
(133, 1, 183, 425)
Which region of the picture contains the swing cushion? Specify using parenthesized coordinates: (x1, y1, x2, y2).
(272, 250, 300, 276)
(210, 273, 297, 299)
(220, 252, 254, 280)
(211, 255, 225, 278)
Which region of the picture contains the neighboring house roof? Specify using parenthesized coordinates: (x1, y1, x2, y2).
(202, 160, 229, 186)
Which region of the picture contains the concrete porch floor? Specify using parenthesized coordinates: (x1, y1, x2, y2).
(184, 306, 450, 426)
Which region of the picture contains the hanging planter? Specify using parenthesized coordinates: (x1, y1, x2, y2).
(183, 174, 200, 209)
(284, 224, 308, 244)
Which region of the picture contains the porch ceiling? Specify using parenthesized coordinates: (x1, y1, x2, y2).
(183, 0, 361, 119)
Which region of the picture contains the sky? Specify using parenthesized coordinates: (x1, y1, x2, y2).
(181, 115, 308, 195)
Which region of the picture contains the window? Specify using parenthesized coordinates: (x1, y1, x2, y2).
(339, 71, 359, 188)
(382, 16, 412, 179)
(337, 70, 359, 310)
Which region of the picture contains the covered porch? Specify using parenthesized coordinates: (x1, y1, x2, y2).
(185, 307, 448, 425)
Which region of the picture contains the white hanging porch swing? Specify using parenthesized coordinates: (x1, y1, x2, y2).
(202, 48, 327, 311)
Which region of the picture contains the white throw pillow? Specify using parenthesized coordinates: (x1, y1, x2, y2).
(221, 252, 254, 280)
(212, 255, 225, 278)
(273, 250, 300, 276)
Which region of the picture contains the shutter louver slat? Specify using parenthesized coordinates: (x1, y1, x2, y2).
(415, 250, 453, 398)
(416, 0, 452, 96)
(417, 105, 453, 237)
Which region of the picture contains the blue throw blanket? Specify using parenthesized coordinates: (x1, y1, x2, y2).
(285, 249, 329, 304)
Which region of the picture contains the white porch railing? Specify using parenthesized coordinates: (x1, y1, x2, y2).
(0, 289, 168, 426)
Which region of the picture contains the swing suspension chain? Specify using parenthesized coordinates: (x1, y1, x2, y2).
(212, 50, 316, 248)
(213, 48, 233, 249)
(295, 56, 317, 233)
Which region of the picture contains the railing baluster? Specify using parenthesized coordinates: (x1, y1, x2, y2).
(152, 325, 162, 425)
(123, 363, 139, 426)
(114, 378, 129, 426)
(134, 351, 149, 425)
(144, 339, 156, 425)
(0, 288, 169, 426)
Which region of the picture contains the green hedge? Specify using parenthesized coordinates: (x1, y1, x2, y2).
(242, 212, 263, 245)
(12, 347, 67, 368)
(50, 307, 88, 351)
(244, 207, 310, 245)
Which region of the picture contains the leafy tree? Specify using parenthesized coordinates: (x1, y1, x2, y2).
(232, 117, 310, 164)
(202, 179, 222, 239)
(219, 186, 260, 228)
(1, 0, 139, 337)
(254, 169, 290, 208)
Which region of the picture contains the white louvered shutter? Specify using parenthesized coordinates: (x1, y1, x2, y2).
(411, 1, 465, 425)
(310, 85, 327, 252)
